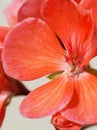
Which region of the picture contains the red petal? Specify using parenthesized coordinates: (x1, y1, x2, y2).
(80, 0, 97, 27)
(42, 0, 94, 66)
(0, 94, 8, 127)
(62, 72, 97, 124)
(0, 107, 6, 127)
(5, 0, 25, 25)
(18, 0, 43, 22)
(80, 0, 97, 57)
(20, 74, 74, 118)
(2, 18, 66, 80)
(0, 26, 10, 45)
(52, 112, 82, 130)
(74, 0, 81, 4)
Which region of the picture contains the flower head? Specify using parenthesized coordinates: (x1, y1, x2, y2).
(2, 0, 97, 128)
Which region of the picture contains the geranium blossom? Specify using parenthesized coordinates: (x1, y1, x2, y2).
(2, 0, 97, 129)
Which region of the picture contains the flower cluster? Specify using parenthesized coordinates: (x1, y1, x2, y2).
(0, 0, 97, 129)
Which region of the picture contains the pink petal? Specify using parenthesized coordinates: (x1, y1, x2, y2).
(18, 0, 43, 22)
(42, 0, 94, 66)
(2, 18, 67, 80)
(20, 74, 74, 118)
(62, 72, 97, 124)
(5, 0, 25, 26)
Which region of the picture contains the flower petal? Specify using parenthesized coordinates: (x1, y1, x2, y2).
(2, 18, 66, 80)
(80, 0, 97, 27)
(18, 0, 43, 22)
(5, 0, 25, 25)
(0, 93, 10, 127)
(42, 0, 94, 66)
(0, 107, 6, 127)
(80, 0, 97, 56)
(74, 0, 81, 4)
(20, 74, 74, 118)
(0, 26, 10, 45)
(52, 112, 82, 130)
(62, 72, 97, 124)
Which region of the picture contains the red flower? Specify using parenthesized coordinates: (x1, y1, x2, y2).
(2, 0, 97, 128)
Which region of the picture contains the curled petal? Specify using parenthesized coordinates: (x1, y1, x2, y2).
(20, 74, 74, 118)
(52, 112, 82, 130)
(18, 0, 43, 22)
(42, 0, 94, 66)
(2, 18, 66, 80)
(62, 72, 97, 124)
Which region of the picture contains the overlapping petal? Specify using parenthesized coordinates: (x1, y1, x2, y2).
(80, 0, 97, 28)
(18, 0, 43, 22)
(62, 72, 97, 124)
(20, 74, 74, 118)
(5, 0, 25, 26)
(0, 26, 10, 45)
(80, 0, 97, 56)
(52, 112, 82, 130)
(42, 0, 94, 66)
(2, 18, 68, 80)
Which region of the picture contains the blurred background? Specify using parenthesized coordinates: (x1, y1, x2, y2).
(0, 0, 97, 130)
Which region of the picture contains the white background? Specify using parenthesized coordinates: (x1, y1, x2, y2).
(0, 0, 97, 130)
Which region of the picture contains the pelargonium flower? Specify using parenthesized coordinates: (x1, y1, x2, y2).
(2, 0, 97, 129)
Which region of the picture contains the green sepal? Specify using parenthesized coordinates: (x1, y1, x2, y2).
(47, 71, 64, 80)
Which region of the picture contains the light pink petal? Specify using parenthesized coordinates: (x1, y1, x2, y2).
(5, 0, 25, 25)
(20, 74, 74, 118)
